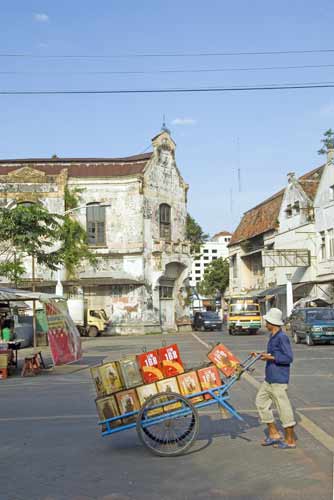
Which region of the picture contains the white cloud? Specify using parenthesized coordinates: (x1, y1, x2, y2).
(172, 117, 197, 126)
(34, 13, 49, 23)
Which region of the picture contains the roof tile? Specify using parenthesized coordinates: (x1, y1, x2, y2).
(229, 164, 324, 246)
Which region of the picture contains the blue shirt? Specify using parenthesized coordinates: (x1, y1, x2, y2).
(265, 329, 293, 384)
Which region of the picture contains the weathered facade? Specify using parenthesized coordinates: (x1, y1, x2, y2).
(0, 129, 191, 334)
(228, 162, 326, 317)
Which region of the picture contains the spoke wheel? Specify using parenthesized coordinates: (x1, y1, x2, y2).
(136, 392, 199, 457)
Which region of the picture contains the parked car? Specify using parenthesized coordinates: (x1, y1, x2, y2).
(192, 311, 222, 331)
(290, 307, 334, 346)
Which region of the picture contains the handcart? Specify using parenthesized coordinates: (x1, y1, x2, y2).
(98, 353, 261, 457)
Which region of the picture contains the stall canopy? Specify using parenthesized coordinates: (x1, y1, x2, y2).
(0, 287, 82, 366)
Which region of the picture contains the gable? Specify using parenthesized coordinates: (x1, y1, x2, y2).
(230, 164, 324, 247)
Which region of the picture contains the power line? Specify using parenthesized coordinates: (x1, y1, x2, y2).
(1, 81, 334, 95)
(1, 63, 334, 76)
(1, 48, 334, 59)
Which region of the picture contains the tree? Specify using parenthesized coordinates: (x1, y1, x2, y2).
(186, 214, 209, 254)
(197, 257, 229, 297)
(0, 192, 96, 284)
(58, 188, 97, 279)
(0, 204, 64, 285)
(318, 129, 334, 155)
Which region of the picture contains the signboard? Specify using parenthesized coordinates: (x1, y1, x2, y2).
(45, 300, 82, 366)
(262, 249, 310, 268)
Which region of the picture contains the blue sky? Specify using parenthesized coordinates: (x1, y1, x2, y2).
(1, 1, 334, 235)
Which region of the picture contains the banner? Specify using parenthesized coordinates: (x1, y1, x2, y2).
(44, 299, 82, 366)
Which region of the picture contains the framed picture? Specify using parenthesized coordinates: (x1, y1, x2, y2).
(197, 365, 222, 400)
(90, 366, 108, 397)
(99, 362, 124, 394)
(159, 344, 184, 378)
(156, 377, 180, 394)
(95, 395, 121, 430)
(207, 344, 240, 377)
(137, 350, 164, 384)
(157, 377, 181, 412)
(177, 371, 203, 404)
(115, 389, 140, 423)
(118, 356, 143, 388)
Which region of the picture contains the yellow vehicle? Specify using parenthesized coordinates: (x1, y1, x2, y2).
(67, 298, 110, 337)
(228, 297, 262, 335)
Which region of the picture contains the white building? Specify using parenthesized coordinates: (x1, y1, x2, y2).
(189, 231, 231, 287)
(228, 159, 327, 318)
(313, 146, 334, 302)
(0, 128, 192, 334)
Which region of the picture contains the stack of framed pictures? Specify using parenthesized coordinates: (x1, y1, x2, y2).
(91, 343, 231, 429)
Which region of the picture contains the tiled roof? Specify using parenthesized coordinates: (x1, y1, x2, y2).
(0, 153, 153, 178)
(212, 230, 232, 238)
(229, 164, 324, 247)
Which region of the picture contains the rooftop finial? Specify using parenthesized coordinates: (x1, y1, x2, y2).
(161, 114, 171, 134)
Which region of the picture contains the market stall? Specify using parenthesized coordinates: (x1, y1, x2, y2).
(0, 287, 82, 378)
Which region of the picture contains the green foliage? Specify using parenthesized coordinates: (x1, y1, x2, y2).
(0, 260, 26, 285)
(58, 215, 97, 279)
(197, 257, 229, 298)
(186, 214, 209, 254)
(318, 129, 334, 155)
(60, 187, 97, 279)
(0, 189, 96, 283)
(0, 204, 63, 273)
(64, 186, 84, 211)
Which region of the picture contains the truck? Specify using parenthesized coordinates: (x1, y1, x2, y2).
(227, 296, 262, 335)
(67, 298, 110, 337)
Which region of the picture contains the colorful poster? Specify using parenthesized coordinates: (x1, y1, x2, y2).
(197, 365, 222, 400)
(136, 350, 164, 383)
(45, 299, 82, 366)
(158, 344, 184, 378)
(207, 344, 240, 377)
(177, 371, 203, 404)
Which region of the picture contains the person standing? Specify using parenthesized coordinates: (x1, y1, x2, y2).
(254, 307, 296, 449)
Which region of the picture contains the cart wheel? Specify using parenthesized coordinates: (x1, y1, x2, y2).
(136, 392, 199, 457)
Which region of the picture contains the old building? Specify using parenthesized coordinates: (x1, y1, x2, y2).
(314, 146, 334, 302)
(228, 163, 325, 317)
(0, 128, 191, 334)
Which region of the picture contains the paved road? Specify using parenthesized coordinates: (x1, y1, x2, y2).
(0, 329, 333, 500)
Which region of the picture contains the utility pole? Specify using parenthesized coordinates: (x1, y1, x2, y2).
(32, 254, 37, 349)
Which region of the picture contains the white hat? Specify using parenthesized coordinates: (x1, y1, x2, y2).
(264, 308, 284, 326)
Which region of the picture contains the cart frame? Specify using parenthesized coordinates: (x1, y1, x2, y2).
(98, 353, 261, 456)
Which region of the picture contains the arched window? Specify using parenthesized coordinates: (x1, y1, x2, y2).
(159, 203, 171, 240)
(86, 203, 106, 246)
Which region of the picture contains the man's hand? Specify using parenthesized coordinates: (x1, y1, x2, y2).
(260, 352, 275, 361)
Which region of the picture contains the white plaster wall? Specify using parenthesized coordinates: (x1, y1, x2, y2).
(264, 223, 317, 287)
(189, 239, 230, 287)
(314, 157, 334, 279)
(68, 178, 144, 253)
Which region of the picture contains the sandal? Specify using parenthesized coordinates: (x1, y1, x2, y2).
(261, 437, 281, 446)
(273, 441, 296, 449)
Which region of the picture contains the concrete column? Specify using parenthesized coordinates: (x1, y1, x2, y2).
(286, 274, 293, 318)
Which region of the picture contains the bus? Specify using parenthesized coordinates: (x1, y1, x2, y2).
(227, 297, 262, 335)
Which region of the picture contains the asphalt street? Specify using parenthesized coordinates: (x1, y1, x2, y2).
(0, 329, 333, 500)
